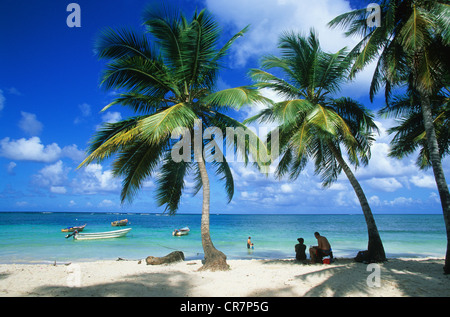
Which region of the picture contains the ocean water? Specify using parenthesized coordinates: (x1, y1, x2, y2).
(0, 212, 446, 264)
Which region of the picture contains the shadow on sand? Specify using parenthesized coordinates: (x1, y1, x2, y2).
(32, 270, 194, 297)
(29, 258, 449, 297)
(252, 258, 449, 297)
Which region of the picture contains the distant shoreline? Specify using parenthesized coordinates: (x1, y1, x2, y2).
(0, 211, 444, 215)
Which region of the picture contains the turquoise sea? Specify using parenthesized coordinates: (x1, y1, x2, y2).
(0, 212, 446, 264)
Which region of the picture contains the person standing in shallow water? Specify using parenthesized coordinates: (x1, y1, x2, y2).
(295, 238, 306, 261)
(247, 237, 254, 249)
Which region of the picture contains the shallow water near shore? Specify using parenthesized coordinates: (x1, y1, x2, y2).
(0, 212, 446, 264)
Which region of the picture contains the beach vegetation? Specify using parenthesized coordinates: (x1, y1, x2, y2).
(78, 4, 267, 271)
(246, 30, 387, 263)
(329, 0, 450, 274)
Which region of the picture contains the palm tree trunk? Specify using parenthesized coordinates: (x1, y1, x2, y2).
(197, 157, 229, 271)
(419, 93, 450, 274)
(328, 142, 386, 262)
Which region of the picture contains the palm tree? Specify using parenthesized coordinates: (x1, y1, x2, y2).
(329, 0, 450, 273)
(379, 87, 449, 169)
(247, 30, 386, 262)
(78, 6, 266, 271)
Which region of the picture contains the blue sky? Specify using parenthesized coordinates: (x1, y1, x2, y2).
(0, 0, 447, 214)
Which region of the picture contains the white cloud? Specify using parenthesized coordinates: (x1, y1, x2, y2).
(0, 137, 62, 163)
(7, 162, 16, 174)
(206, 0, 378, 96)
(74, 103, 92, 124)
(102, 111, 122, 123)
(365, 177, 403, 192)
(96, 111, 123, 130)
(410, 174, 437, 189)
(335, 190, 358, 207)
(18, 111, 43, 135)
(208, 0, 354, 64)
(98, 199, 116, 208)
(280, 183, 293, 193)
(0, 136, 85, 163)
(61, 144, 85, 162)
(368, 194, 420, 207)
(32, 160, 69, 189)
(50, 186, 67, 194)
(386, 196, 419, 207)
(73, 163, 120, 195)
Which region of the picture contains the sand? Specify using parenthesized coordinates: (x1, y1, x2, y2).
(0, 257, 448, 297)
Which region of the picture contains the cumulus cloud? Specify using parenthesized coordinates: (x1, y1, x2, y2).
(206, 0, 377, 96)
(410, 174, 437, 189)
(0, 137, 85, 163)
(0, 137, 62, 163)
(96, 111, 123, 130)
(102, 111, 122, 123)
(207, 0, 354, 64)
(61, 144, 86, 162)
(364, 177, 403, 192)
(32, 160, 70, 194)
(18, 111, 43, 136)
(73, 163, 120, 195)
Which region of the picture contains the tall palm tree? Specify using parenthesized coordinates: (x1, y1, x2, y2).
(247, 30, 386, 262)
(329, 0, 450, 273)
(78, 6, 266, 271)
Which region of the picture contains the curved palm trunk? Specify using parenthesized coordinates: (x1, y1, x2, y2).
(419, 93, 450, 274)
(197, 157, 229, 271)
(328, 142, 386, 262)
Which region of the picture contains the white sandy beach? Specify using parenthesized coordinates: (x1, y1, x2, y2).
(0, 257, 448, 297)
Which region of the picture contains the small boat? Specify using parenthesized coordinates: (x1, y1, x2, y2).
(68, 228, 132, 240)
(111, 219, 128, 227)
(61, 224, 86, 232)
(172, 227, 190, 236)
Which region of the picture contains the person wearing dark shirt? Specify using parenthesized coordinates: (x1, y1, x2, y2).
(295, 238, 307, 261)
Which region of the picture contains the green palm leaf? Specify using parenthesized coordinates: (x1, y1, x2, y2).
(138, 103, 197, 144)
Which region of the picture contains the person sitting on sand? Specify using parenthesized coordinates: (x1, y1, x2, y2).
(309, 232, 332, 264)
(247, 237, 254, 249)
(295, 238, 306, 261)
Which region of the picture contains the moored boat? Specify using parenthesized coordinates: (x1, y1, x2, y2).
(69, 228, 132, 240)
(172, 227, 190, 236)
(61, 224, 86, 232)
(111, 219, 128, 226)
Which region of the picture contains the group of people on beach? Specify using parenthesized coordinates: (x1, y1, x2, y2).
(295, 232, 332, 263)
(248, 232, 332, 264)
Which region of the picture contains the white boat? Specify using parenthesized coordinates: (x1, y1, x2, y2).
(172, 227, 190, 236)
(72, 228, 132, 240)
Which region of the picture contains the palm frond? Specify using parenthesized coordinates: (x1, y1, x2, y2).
(78, 117, 145, 168)
(155, 153, 191, 215)
(138, 103, 197, 144)
(112, 137, 167, 203)
(95, 27, 156, 61)
(201, 86, 271, 110)
(101, 92, 166, 114)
